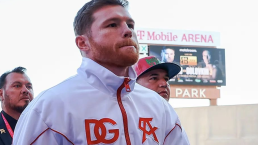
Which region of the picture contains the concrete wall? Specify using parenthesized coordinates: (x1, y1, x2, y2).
(175, 104, 258, 145)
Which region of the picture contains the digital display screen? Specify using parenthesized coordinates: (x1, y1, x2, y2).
(149, 46, 226, 86)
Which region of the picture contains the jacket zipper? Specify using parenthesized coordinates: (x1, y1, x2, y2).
(117, 78, 131, 145)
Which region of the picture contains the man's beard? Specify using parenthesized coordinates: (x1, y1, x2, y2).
(5, 94, 29, 114)
(89, 38, 139, 67)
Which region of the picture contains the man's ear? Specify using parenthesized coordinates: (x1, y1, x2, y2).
(0, 89, 3, 102)
(75, 35, 90, 52)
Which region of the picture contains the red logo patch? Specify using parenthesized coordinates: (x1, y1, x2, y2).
(139, 118, 159, 143)
(85, 118, 119, 144)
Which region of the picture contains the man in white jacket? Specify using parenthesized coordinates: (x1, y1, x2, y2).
(13, 0, 190, 144)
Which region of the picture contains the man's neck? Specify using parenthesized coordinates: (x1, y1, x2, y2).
(99, 63, 130, 77)
(83, 56, 131, 77)
(2, 108, 20, 120)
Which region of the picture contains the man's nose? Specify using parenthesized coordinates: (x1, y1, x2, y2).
(122, 23, 132, 38)
(21, 86, 29, 95)
(23, 91, 29, 95)
(159, 79, 168, 88)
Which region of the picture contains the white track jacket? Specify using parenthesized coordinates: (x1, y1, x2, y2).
(13, 57, 190, 145)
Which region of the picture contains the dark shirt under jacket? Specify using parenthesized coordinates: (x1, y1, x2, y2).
(0, 111, 17, 145)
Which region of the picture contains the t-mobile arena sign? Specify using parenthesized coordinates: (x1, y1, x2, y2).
(135, 28, 220, 47)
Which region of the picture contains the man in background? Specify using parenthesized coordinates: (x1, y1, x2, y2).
(161, 47, 179, 64)
(133, 56, 181, 101)
(197, 50, 223, 80)
(133, 56, 189, 144)
(0, 67, 33, 145)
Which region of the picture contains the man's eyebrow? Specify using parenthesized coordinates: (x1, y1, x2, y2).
(149, 73, 158, 77)
(26, 83, 32, 86)
(103, 17, 119, 23)
(11, 81, 22, 85)
(127, 18, 135, 24)
(11, 81, 32, 86)
(102, 17, 135, 24)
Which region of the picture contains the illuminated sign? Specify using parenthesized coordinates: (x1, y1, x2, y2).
(149, 46, 226, 86)
(135, 28, 220, 47)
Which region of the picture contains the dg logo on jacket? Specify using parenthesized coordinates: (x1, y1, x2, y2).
(85, 117, 159, 144)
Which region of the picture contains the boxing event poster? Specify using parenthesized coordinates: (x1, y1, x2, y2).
(149, 46, 226, 86)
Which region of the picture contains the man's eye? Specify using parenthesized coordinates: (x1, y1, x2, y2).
(14, 85, 20, 88)
(108, 23, 117, 27)
(127, 24, 134, 29)
(27, 86, 33, 89)
(150, 77, 157, 80)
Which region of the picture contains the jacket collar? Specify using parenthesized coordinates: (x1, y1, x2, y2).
(77, 57, 137, 97)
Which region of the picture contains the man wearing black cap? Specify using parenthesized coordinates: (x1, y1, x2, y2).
(133, 56, 190, 144)
(133, 56, 181, 101)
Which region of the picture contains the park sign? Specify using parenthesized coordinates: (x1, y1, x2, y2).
(135, 28, 220, 47)
(170, 85, 220, 99)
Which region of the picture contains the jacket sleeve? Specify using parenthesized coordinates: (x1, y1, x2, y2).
(13, 109, 70, 145)
(163, 124, 190, 145)
(163, 103, 190, 145)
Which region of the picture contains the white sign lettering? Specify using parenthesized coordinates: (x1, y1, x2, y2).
(175, 88, 206, 98)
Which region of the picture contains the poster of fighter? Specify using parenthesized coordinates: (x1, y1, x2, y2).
(149, 45, 226, 86)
